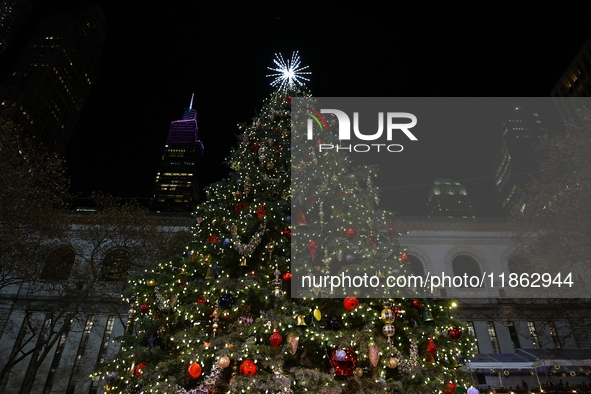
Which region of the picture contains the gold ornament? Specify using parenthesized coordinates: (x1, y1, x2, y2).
(266, 242, 275, 258)
(387, 357, 398, 369)
(296, 315, 307, 326)
(218, 356, 231, 368)
(239, 256, 248, 267)
(381, 301, 395, 323)
(313, 308, 322, 321)
(200, 254, 212, 264)
(354, 367, 363, 377)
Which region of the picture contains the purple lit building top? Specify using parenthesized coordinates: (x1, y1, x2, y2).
(166, 108, 204, 151)
(151, 103, 204, 213)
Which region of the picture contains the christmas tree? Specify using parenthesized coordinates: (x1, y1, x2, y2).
(95, 53, 477, 394)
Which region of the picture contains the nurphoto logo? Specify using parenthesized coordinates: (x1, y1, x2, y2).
(306, 108, 418, 153)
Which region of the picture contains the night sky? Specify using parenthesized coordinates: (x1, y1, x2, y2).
(15, 1, 591, 216)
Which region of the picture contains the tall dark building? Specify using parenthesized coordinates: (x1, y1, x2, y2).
(151, 102, 204, 213)
(0, 0, 33, 56)
(550, 39, 591, 126)
(426, 178, 475, 218)
(551, 39, 591, 98)
(492, 106, 548, 213)
(0, 5, 105, 154)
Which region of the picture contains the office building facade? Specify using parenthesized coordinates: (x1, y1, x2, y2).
(151, 105, 204, 213)
(0, 5, 105, 154)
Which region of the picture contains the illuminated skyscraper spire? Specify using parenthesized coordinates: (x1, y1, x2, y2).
(151, 98, 204, 213)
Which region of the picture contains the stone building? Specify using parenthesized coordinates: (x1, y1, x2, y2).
(0, 212, 192, 394)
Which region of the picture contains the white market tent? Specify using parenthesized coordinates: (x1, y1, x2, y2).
(468, 349, 591, 388)
(468, 349, 591, 369)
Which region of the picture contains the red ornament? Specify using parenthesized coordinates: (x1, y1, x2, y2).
(426, 338, 437, 362)
(187, 362, 202, 379)
(282, 272, 292, 282)
(344, 228, 357, 239)
(410, 300, 422, 309)
(207, 234, 217, 243)
(252, 142, 260, 152)
(256, 203, 266, 218)
(196, 296, 207, 304)
(393, 306, 402, 319)
(443, 381, 457, 394)
(448, 326, 463, 340)
(135, 362, 148, 377)
(282, 227, 291, 238)
(343, 296, 359, 311)
(327, 347, 357, 377)
(388, 218, 396, 243)
(296, 212, 308, 227)
(140, 303, 149, 314)
(239, 360, 257, 375)
(235, 202, 247, 213)
(366, 233, 378, 247)
(269, 328, 282, 349)
(307, 240, 318, 262)
(399, 252, 409, 264)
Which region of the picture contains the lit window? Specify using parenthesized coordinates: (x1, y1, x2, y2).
(487, 321, 501, 353)
(528, 321, 540, 348)
(548, 321, 561, 348)
(507, 321, 521, 349)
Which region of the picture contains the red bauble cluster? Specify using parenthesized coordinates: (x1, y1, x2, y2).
(448, 326, 463, 340)
(307, 240, 318, 262)
(240, 360, 257, 375)
(327, 347, 358, 377)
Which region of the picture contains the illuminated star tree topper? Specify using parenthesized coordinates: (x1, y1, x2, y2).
(266, 51, 311, 92)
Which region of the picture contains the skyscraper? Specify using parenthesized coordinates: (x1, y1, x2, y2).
(551, 39, 591, 98)
(492, 106, 548, 213)
(151, 100, 204, 213)
(0, 5, 105, 154)
(550, 39, 591, 126)
(426, 178, 475, 218)
(0, 0, 33, 57)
